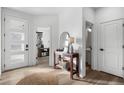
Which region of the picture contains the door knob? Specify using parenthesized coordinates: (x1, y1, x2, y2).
(100, 48, 104, 51)
(26, 44, 28, 48)
(25, 49, 29, 51)
(25, 44, 29, 51)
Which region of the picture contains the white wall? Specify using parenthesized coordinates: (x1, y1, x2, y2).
(59, 8, 82, 37)
(96, 7, 124, 23)
(84, 7, 95, 24)
(1, 8, 35, 72)
(0, 7, 1, 77)
(33, 15, 59, 66)
(59, 8, 84, 77)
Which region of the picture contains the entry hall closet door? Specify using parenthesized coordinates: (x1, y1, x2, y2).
(99, 19, 124, 77)
(4, 15, 29, 71)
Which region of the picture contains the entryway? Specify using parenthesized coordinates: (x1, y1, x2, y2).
(36, 27, 50, 66)
(3, 15, 29, 71)
(85, 21, 94, 74)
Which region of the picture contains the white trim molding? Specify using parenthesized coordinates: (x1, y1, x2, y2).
(0, 7, 1, 78)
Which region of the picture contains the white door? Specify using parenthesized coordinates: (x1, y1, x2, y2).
(4, 15, 29, 71)
(100, 19, 123, 77)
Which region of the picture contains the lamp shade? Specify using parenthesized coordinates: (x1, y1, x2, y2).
(69, 37, 74, 44)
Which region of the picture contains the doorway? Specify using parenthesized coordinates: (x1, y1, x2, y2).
(36, 27, 50, 66)
(85, 21, 93, 74)
(83, 7, 124, 78)
(3, 15, 29, 71)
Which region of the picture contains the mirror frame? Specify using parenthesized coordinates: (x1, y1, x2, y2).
(59, 32, 70, 50)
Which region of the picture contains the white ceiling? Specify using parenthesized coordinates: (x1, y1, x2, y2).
(7, 7, 64, 16)
(7, 7, 100, 15)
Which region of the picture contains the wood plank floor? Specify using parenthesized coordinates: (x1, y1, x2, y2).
(82, 68, 124, 85)
(0, 57, 124, 85)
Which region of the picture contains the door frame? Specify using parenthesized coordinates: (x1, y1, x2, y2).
(85, 20, 96, 71)
(0, 7, 1, 77)
(82, 8, 98, 77)
(34, 25, 52, 66)
(123, 20, 124, 78)
(1, 13, 29, 72)
(85, 21, 94, 69)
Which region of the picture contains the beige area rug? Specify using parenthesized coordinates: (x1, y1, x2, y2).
(16, 66, 124, 85)
(17, 72, 58, 85)
(16, 68, 75, 85)
(16, 69, 92, 85)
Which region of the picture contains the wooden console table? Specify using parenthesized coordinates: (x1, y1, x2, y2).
(54, 51, 79, 79)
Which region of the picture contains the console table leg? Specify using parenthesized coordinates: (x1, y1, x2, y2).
(76, 55, 79, 77)
(70, 55, 73, 79)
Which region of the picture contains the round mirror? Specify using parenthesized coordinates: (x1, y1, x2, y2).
(59, 32, 70, 50)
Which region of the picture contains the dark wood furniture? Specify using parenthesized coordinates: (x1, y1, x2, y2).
(38, 48, 49, 57)
(63, 53, 79, 79)
(54, 51, 79, 79)
(40, 48, 49, 57)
